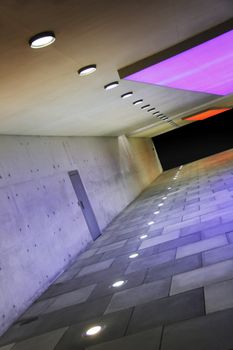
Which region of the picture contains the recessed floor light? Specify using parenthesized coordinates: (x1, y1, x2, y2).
(78, 64, 97, 76)
(85, 325, 102, 336)
(29, 31, 55, 49)
(154, 211, 160, 215)
(158, 203, 164, 207)
(148, 221, 154, 226)
(140, 234, 148, 240)
(133, 99, 143, 105)
(121, 92, 133, 99)
(104, 81, 119, 90)
(141, 104, 150, 109)
(112, 280, 127, 288)
(129, 253, 139, 259)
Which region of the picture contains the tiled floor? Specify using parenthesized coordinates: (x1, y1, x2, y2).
(1, 149, 233, 349)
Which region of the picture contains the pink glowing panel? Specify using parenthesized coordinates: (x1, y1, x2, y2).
(125, 29, 233, 96)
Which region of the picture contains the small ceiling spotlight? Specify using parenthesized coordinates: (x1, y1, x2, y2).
(104, 81, 119, 90)
(129, 253, 139, 259)
(85, 325, 102, 336)
(112, 280, 127, 288)
(29, 31, 56, 49)
(148, 221, 154, 226)
(78, 64, 97, 76)
(121, 92, 133, 99)
(133, 99, 143, 105)
(158, 203, 164, 207)
(141, 104, 150, 109)
(154, 211, 160, 215)
(162, 196, 167, 200)
(147, 108, 155, 112)
(140, 234, 148, 240)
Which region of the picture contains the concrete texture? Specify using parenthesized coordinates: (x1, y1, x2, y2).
(1, 149, 233, 349)
(0, 134, 160, 336)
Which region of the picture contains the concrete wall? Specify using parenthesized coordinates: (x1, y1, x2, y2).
(0, 134, 161, 335)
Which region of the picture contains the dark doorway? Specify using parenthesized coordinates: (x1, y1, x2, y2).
(68, 170, 101, 241)
(153, 108, 233, 170)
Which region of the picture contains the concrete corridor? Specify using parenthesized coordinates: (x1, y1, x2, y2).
(1, 149, 233, 350)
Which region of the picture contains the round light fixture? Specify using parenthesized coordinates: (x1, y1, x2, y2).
(140, 234, 148, 240)
(112, 280, 126, 288)
(29, 31, 56, 49)
(148, 108, 155, 112)
(148, 221, 154, 226)
(133, 99, 143, 105)
(78, 64, 97, 76)
(141, 104, 150, 110)
(121, 92, 133, 99)
(85, 325, 102, 336)
(154, 211, 160, 215)
(158, 203, 164, 207)
(104, 81, 119, 90)
(129, 253, 139, 259)
(162, 196, 167, 200)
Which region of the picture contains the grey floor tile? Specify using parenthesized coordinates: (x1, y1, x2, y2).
(145, 254, 202, 283)
(128, 288, 204, 334)
(54, 308, 133, 350)
(139, 231, 180, 250)
(161, 308, 233, 350)
(20, 299, 55, 319)
(0, 345, 14, 350)
(202, 243, 233, 265)
(11, 328, 68, 350)
(205, 278, 233, 314)
(77, 259, 114, 277)
(176, 234, 227, 259)
(97, 240, 127, 254)
(126, 249, 176, 274)
(170, 259, 233, 295)
(104, 278, 170, 314)
(86, 327, 162, 350)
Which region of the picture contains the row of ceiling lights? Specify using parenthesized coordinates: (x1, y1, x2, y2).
(29, 31, 178, 128)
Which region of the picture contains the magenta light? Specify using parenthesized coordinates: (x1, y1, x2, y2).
(125, 29, 233, 96)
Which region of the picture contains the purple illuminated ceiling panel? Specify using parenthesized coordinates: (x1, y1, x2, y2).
(125, 29, 233, 96)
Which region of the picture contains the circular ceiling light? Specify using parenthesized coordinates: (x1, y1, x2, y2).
(162, 196, 167, 200)
(29, 31, 56, 49)
(78, 64, 97, 76)
(148, 108, 155, 112)
(112, 280, 127, 288)
(141, 104, 150, 110)
(85, 325, 102, 336)
(154, 211, 160, 215)
(140, 234, 148, 240)
(158, 203, 164, 207)
(133, 99, 143, 105)
(129, 253, 139, 259)
(148, 221, 154, 226)
(104, 81, 119, 90)
(121, 92, 133, 99)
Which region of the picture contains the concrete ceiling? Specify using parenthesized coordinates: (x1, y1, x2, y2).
(0, 0, 232, 137)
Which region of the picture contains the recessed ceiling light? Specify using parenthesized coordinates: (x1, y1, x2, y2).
(162, 196, 167, 200)
(78, 64, 97, 76)
(158, 203, 164, 207)
(141, 104, 150, 110)
(104, 81, 119, 90)
(112, 280, 127, 288)
(168, 187, 172, 190)
(147, 108, 155, 112)
(85, 325, 102, 336)
(121, 92, 133, 99)
(140, 234, 148, 240)
(29, 31, 56, 49)
(129, 253, 139, 259)
(148, 221, 154, 226)
(154, 211, 160, 215)
(133, 99, 143, 105)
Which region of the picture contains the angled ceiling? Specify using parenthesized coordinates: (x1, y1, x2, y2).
(0, 0, 232, 137)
